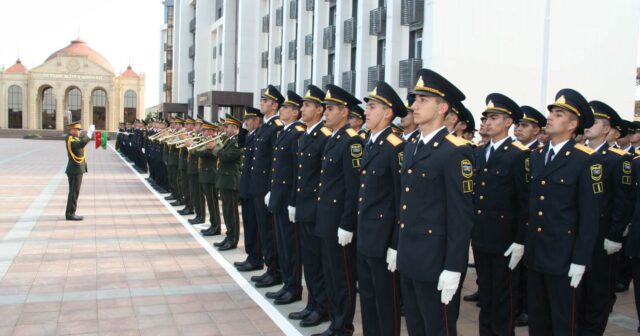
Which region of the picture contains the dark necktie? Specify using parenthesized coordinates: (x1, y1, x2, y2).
(487, 146, 495, 161)
(546, 148, 555, 166)
(415, 140, 425, 154)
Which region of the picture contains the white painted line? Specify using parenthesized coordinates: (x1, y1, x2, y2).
(108, 144, 303, 336)
(0, 149, 40, 165)
(0, 164, 66, 280)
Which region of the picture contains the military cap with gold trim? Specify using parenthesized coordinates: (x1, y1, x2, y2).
(323, 84, 362, 109)
(244, 106, 263, 119)
(406, 94, 415, 112)
(66, 120, 83, 130)
(589, 100, 625, 137)
(262, 84, 285, 105)
(620, 120, 633, 138)
(391, 123, 404, 135)
(284, 90, 303, 108)
(482, 93, 523, 122)
(350, 105, 365, 120)
(185, 116, 196, 124)
(409, 68, 465, 105)
(364, 80, 408, 118)
(223, 115, 242, 127)
(630, 121, 640, 134)
(455, 101, 475, 131)
(302, 84, 325, 105)
(519, 106, 546, 128)
(195, 117, 204, 124)
(172, 116, 185, 124)
(547, 88, 594, 134)
(201, 119, 219, 131)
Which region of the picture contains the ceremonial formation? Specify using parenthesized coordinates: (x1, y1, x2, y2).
(76, 68, 640, 336)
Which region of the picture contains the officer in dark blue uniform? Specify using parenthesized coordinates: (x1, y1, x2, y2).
(235, 107, 265, 272)
(625, 155, 640, 333)
(251, 85, 285, 288)
(581, 100, 633, 335)
(516, 106, 546, 150)
(348, 103, 367, 139)
(264, 91, 306, 304)
(312, 84, 363, 336)
(524, 88, 600, 336)
(288, 85, 331, 327)
(472, 93, 530, 336)
(397, 68, 474, 336)
(357, 81, 407, 336)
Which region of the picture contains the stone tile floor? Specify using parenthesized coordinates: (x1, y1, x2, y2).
(0, 138, 637, 335)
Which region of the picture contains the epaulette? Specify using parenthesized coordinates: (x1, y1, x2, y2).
(445, 134, 470, 147)
(386, 133, 403, 147)
(345, 128, 358, 137)
(274, 119, 284, 126)
(359, 133, 366, 140)
(574, 143, 595, 155)
(511, 141, 529, 151)
(295, 125, 306, 132)
(608, 147, 628, 156)
(635, 149, 640, 156)
(320, 127, 332, 136)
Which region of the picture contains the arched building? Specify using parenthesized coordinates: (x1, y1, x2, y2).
(0, 39, 145, 131)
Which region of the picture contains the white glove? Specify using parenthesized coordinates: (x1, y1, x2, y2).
(264, 192, 271, 206)
(437, 270, 461, 305)
(87, 124, 95, 139)
(141, 148, 145, 154)
(386, 248, 397, 272)
(337, 228, 353, 246)
(504, 243, 525, 270)
(604, 239, 622, 255)
(568, 263, 586, 288)
(288, 206, 296, 222)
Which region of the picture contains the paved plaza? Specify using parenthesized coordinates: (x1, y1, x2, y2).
(0, 138, 637, 336)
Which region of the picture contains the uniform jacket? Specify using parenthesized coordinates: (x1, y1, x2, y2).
(625, 157, 640, 258)
(397, 128, 475, 282)
(472, 138, 530, 254)
(250, 116, 284, 197)
(524, 140, 601, 275)
(357, 127, 405, 258)
(191, 146, 217, 184)
(213, 134, 242, 191)
(65, 134, 90, 175)
(315, 125, 364, 239)
(240, 130, 257, 199)
(290, 122, 331, 223)
(268, 121, 305, 211)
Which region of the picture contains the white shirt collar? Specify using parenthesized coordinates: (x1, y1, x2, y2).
(593, 141, 607, 152)
(419, 126, 446, 145)
(283, 121, 294, 131)
(489, 136, 510, 151)
(522, 140, 538, 148)
(403, 129, 418, 141)
(549, 139, 570, 155)
(622, 145, 633, 152)
(264, 114, 278, 124)
(306, 120, 322, 134)
(369, 126, 390, 144)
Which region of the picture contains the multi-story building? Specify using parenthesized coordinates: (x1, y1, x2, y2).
(159, 0, 175, 104)
(166, 0, 640, 122)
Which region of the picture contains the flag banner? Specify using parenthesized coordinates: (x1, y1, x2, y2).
(95, 131, 102, 149)
(101, 132, 108, 149)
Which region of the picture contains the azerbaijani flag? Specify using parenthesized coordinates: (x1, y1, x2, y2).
(95, 131, 108, 150)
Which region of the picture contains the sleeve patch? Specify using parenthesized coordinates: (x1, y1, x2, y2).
(463, 180, 473, 193)
(461, 159, 473, 178)
(350, 143, 363, 158)
(593, 181, 603, 194)
(590, 164, 603, 181)
(623, 161, 632, 175)
(398, 151, 404, 166)
(352, 158, 361, 168)
(622, 176, 632, 185)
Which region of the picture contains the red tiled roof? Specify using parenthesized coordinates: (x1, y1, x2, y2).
(5, 59, 27, 73)
(45, 39, 114, 73)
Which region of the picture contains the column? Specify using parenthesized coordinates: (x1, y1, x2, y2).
(82, 90, 91, 130)
(55, 87, 64, 130)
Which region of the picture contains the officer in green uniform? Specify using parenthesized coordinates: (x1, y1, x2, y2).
(212, 115, 243, 250)
(65, 120, 94, 221)
(191, 120, 222, 236)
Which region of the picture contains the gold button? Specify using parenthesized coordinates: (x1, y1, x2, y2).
(538, 211, 543, 216)
(541, 180, 546, 185)
(321, 170, 323, 174)
(428, 229, 433, 234)
(539, 195, 545, 200)
(333, 199, 337, 203)
(537, 227, 542, 232)
(483, 168, 488, 172)
(405, 187, 410, 192)
(317, 197, 321, 201)
(297, 188, 300, 192)
(362, 170, 366, 175)
(319, 182, 322, 187)
(408, 169, 413, 174)
(477, 210, 482, 214)
(568, 230, 572, 234)
(361, 184, 365, 188)
(481, 182, 486, 186)
(401, 224, 405, 229)
(359, 197, 362, 202)
(500, 215, 504, 219)
(379, 214, 383, 218)
(479, 195, 484, 200)
(402, 204, 407, 210)
(299, 164, 302, 168)
(298, 176, 301, 180)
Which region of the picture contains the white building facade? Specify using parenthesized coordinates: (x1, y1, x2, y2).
(168, 0, 640, 122)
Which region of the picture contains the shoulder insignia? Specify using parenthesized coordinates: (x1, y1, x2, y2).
(512, 141, 529, 151)
(608, 147, 627, 156)
(445, 134, 470, 147)
(359, 133, 366, 140)
(320, 127, 332, 136)
(574, 143, 595, 155)
(386, 133, 403, 147)
(274, 119, 284, 126)
(295, 125, 306, 132)
(635, 149, 640, 156)
(345, 128, 358, 137)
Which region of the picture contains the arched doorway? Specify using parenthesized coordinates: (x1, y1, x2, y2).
(91, 89, 107, 130)
(66, 87, 82, 123)
(8, 85, 23, 129)
(41, 87, 56, 129)
(124, 90, 137, 123)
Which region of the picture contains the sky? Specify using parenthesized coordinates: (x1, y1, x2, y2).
(0, 0, 163, 108)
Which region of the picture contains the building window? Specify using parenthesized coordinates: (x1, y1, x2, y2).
(41, 87, 56, 129)
(124, 90, 137, 123)
(409, 29, 422, 59)
(67, 88, 82, 123)
(377, 39, 386, 65)
(8, 85, 23, 129)
(92, 89, 107, 130)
